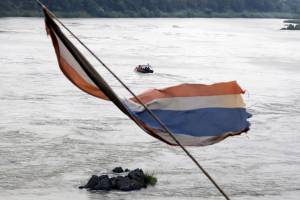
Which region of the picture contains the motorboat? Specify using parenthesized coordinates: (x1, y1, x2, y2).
(135, 64, 154, 73)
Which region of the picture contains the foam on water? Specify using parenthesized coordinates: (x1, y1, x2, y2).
(0, 17, 300, 200)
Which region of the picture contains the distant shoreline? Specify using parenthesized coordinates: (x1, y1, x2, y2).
(1, 0, 299, 19)
(0, 11, 299, 19)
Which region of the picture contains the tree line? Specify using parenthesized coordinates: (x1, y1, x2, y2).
(0, 0, 300, 18)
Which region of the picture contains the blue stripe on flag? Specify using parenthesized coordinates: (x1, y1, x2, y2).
(133, 108, 251, 137)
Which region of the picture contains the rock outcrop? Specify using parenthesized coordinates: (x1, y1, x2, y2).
(79, 167, 152, 191)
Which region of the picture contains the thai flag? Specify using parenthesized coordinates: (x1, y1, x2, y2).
(43, 8, 251, 147)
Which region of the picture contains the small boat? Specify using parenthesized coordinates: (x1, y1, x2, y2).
(135, 64, 154, 73)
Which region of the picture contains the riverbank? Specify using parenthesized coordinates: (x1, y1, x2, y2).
(2, 0, 300, 18)
(1, 11, 300, 18)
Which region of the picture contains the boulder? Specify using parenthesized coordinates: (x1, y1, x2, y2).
(112, 167, 124, 173)
(109, 177, 118, 189)
(287, 24, 295, 30)
(79, 175, 99, 189)
(114, 174, 145, 191)
(128, 179, 145, 190)
(128, 168, 146, 187)
(116, 176, 132, 191)
(93, 175, 111, 190)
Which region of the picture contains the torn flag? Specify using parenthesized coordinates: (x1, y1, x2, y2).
(43, 8, 251, 147)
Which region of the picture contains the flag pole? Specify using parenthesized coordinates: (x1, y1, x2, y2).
(35, 1, 231, 199)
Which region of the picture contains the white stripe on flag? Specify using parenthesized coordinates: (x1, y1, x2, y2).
(54, 32, 97, 88)
(125, 94, 245, 112)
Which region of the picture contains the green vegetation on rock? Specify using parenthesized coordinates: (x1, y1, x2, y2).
(1, 0, 300, 18)
(144, 172, 158, 186)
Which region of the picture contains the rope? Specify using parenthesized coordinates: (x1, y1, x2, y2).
(35, 1, 231, 199)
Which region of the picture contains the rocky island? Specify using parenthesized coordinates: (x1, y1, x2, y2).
(79, 167, 157, 191)
(281, 19, 300, 30)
